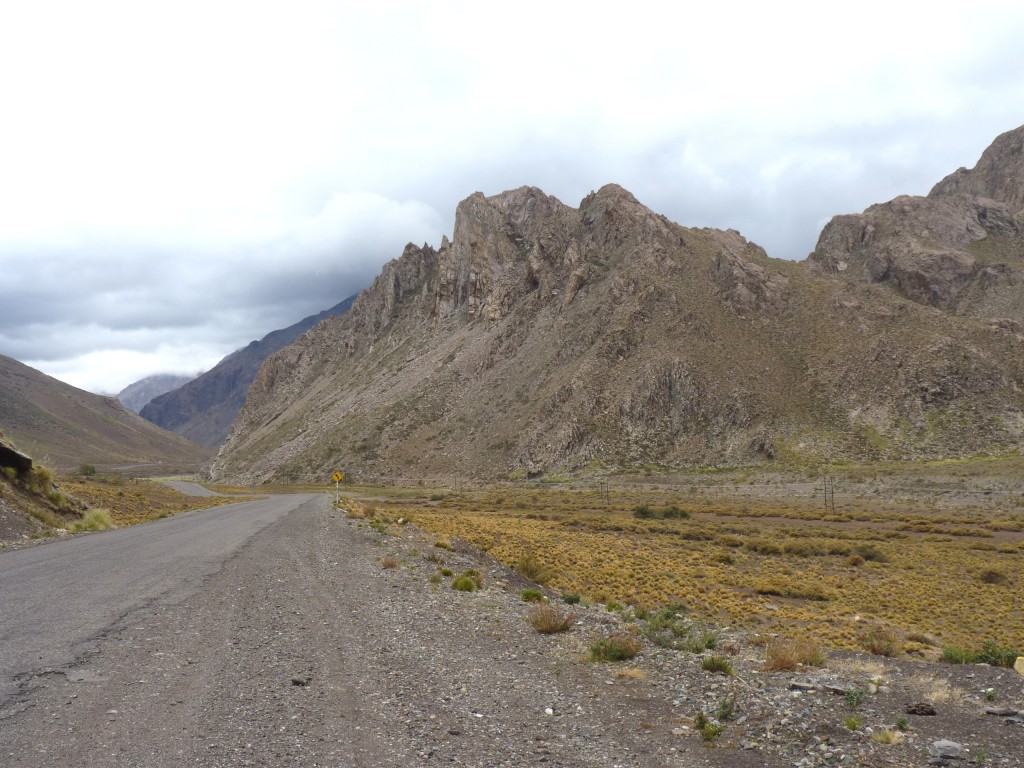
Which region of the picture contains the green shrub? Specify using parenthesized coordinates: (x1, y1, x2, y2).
(634, 504, 690, 520)
(589, 632, 641, 662)
(715, 697, 735, 721)
(633, 504, 655, 519)
(844, 715, 862, 731)
(71, 508, 115, 533)
(700, 655, 734, 675)
(941, 644, 975, 664)
(521, 588, 545, 603)
(694, 711, 725, 742)
(561, 592, 582, 605)
(975, 640, 1019, 668)
(452, 575, 478, 592)
(2, 466, 18, 482)
(845, 687, 865, 708)
(78, 464, 97, 477)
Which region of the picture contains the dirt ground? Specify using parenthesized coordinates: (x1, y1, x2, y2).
(1, 495, 1021, 767)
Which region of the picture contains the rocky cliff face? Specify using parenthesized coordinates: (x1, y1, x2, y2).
(208, 168, 1024, 484)
(806, 125, 1024, 322)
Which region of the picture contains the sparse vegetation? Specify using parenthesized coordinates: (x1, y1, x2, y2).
(515, 552, 553, 585)
(860, 626, 901, 657)
(70, 508, 115, 532)
(355, 471, 1024, 653)
(871, 728, 903, 745)
(694, 711, 725, 742)
(700, 655, 734, 675)
(941, 640, 1021, 667)
(589, 632, 641, 662)
(527, 604, 575, 634)
(763, 638, 826, 671)
(521, 588, 544, 603)
(452, 574, 478, 592)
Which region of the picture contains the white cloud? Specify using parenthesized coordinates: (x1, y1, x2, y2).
(2, 0, 1024, 392)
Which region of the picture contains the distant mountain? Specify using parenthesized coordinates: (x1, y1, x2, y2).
(206, 128, 1024, 485)
(117, 373, 198, 413)
(140, 297, 357, 448)
(0, 354, 211, 472)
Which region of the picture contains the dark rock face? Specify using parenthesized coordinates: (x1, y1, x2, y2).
(140, 297, 356, 448)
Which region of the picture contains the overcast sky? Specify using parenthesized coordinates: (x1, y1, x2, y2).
(2, 0, 1023, 394)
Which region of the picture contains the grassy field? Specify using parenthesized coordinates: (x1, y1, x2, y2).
(60, 474, 244, 526)
(341, 462, 1024, 656)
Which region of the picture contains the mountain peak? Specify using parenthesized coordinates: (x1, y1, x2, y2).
(929, 124, 1024, 212)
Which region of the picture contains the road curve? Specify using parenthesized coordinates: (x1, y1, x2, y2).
(0, 493, 323, 706)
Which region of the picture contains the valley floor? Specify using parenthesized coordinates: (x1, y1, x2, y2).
(1, 494, 1021, 767)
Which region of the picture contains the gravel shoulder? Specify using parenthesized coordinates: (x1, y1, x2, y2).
(1, 496, 1021, 767)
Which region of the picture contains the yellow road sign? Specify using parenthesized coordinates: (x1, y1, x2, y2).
(332, 471, 343, 483)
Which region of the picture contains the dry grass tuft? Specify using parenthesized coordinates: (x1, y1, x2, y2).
(589, 631, 642, 662)
(763, 638, 826, 671)
(614, 667, 646, 680)
(908, 674, 964, 704)
(528, 604, 576, 634)
(380, 556, 400, 569)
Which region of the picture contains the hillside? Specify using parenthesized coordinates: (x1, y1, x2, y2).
(208, 133, 1024, 483)
(140, 296, 356, 447)
(0, 354, 212, 473)
(117, 373, 197, 413)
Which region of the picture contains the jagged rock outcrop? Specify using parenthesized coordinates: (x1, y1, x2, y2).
(807, 125, 1024, 322)
(208, 169, 1024, 484)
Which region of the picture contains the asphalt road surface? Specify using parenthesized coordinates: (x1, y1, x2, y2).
(0, 494, 319, 709)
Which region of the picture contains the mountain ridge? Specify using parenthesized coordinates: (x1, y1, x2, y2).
(140, 296, 356, 447)
(207, 131, 1024, 484)
(0, 354, 211, 472)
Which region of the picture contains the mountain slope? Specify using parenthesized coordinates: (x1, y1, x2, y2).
(208, 176, 1024, 484)
(0, 355, 211, 472)
(117, 373, 197, 413)
(140, 297, 356, 448)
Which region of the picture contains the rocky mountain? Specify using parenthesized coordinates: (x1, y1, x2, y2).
(207, 129, 1024, 484)
(0, 354, 211, 473)
(117, 373, 197, 413)
(140, 297, 356, 448)
(807, 124, 1024, 324)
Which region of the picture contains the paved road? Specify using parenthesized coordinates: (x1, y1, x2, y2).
(0, 493, 321, 708)
(159, 480, 223, 497)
